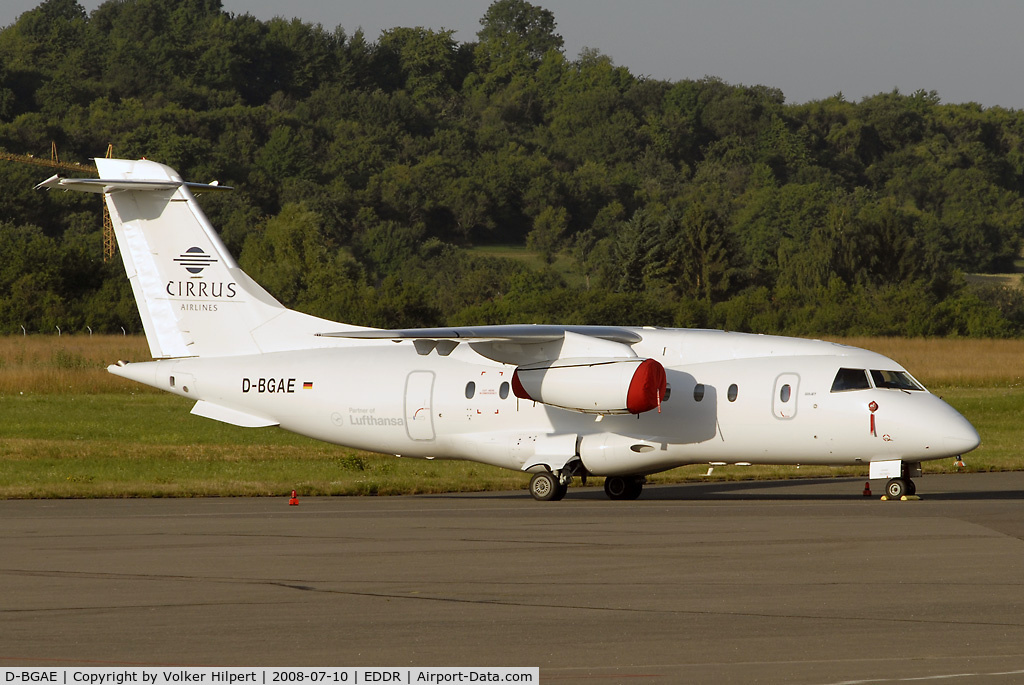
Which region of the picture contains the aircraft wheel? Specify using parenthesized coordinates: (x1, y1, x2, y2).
(906, 479, 917, 496)
(885, 478, 908, 499)
(624, 478, 644, 500)
(552, 480, 568, 501)
(529, 472, 561, 502)
(605, 476, 644, 500)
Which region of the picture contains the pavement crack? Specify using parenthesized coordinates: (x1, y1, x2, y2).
(262, 582, 1024, 630)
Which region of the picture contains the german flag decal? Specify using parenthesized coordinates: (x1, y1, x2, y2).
(303, 381, 313, 390)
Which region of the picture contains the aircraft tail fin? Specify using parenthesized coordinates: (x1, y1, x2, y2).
(38, 158, 347, 358)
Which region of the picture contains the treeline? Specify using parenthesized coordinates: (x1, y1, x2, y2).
(3, 0, 1024, 337)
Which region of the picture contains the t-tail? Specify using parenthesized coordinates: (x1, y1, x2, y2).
(37, 158, 356, 358)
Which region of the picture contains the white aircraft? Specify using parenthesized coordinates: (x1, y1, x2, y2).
(37, 158, 980, 501)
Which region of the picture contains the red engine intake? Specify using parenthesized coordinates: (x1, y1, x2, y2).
(625, 358, 667, 414)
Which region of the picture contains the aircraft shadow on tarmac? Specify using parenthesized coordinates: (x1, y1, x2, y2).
(444, 475, 1024, 502)
(579, 479, 855, 501)
(441, 478, 867, 501)
(910, 488, 1024, 501)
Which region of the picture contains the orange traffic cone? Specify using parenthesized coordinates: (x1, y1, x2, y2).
(862, 481, 872, 497)
(289, 490, 299, 506)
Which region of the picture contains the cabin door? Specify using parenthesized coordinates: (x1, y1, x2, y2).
(404, 371, 436, 441)
(772, 373, 800, 419)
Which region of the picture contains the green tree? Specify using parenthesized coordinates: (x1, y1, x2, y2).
(669, 202, 737, 304)
(0, 222, 66, 331)
(605, 208, 666, 293)
(525, 204, 567, 261)
(376, 27, 460, 100)
(237, 202, 362, 320)
(477, 0, 563, 62)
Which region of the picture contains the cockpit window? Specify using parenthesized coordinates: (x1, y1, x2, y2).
(870, 370, 924, 391)
(831, 368, 871, 392)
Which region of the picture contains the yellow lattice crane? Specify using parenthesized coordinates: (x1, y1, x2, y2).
(0, 143, 117, 261)
(100, 144, 114, 261)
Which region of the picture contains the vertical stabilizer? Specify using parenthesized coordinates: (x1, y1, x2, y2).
(38, 158, 349, 358)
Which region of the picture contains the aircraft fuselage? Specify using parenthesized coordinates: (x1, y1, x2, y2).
(111, 328, 978, 477)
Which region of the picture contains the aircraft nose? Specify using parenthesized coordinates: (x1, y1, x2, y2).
(944, 418, 981, 456)
(917, 393, 980, 458)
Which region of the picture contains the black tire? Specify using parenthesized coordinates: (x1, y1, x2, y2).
(906, 479, 917, 497)
(604, 476, 628, 499)
(605, 476, 644, 500)
(551, 480, 568, 501)
(886, 478, 907, 499)
(529, 472, 560, 501)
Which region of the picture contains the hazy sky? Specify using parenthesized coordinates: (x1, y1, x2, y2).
(4, 0, 1024, 109)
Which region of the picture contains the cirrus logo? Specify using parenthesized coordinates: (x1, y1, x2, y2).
(173, 246, 217, 275)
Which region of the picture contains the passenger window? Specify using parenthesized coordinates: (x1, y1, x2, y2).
(870, 370, 924, 391)
(727, 384, 738, 402)
(780, 384, 791, 403)
(693, 384, 705, 402)
(465, 381, 476, 399)
(831, 368, 870, 392)
(499, 381, 510, 399)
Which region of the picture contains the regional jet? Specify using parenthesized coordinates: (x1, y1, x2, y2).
(37, 159, 980, 500)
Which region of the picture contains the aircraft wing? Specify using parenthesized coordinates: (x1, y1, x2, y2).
(318, 325, 644, 365)
(318, 324, 641, 343)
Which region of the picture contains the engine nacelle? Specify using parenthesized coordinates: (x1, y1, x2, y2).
(511, 357, 667, 414)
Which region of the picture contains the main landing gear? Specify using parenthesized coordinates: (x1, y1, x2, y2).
(603, 475, 644, 500)
(528, 468, 645, 502)
(528, 471, 568, 501)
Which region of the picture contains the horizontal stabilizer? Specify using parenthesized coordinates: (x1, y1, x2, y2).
(35, 174, 232, 194)
(191, 400, 279, 428)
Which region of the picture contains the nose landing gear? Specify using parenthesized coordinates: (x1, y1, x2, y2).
(873, 460, 922, 499)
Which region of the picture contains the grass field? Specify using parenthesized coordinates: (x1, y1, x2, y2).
(1, 334, 1022, 498)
